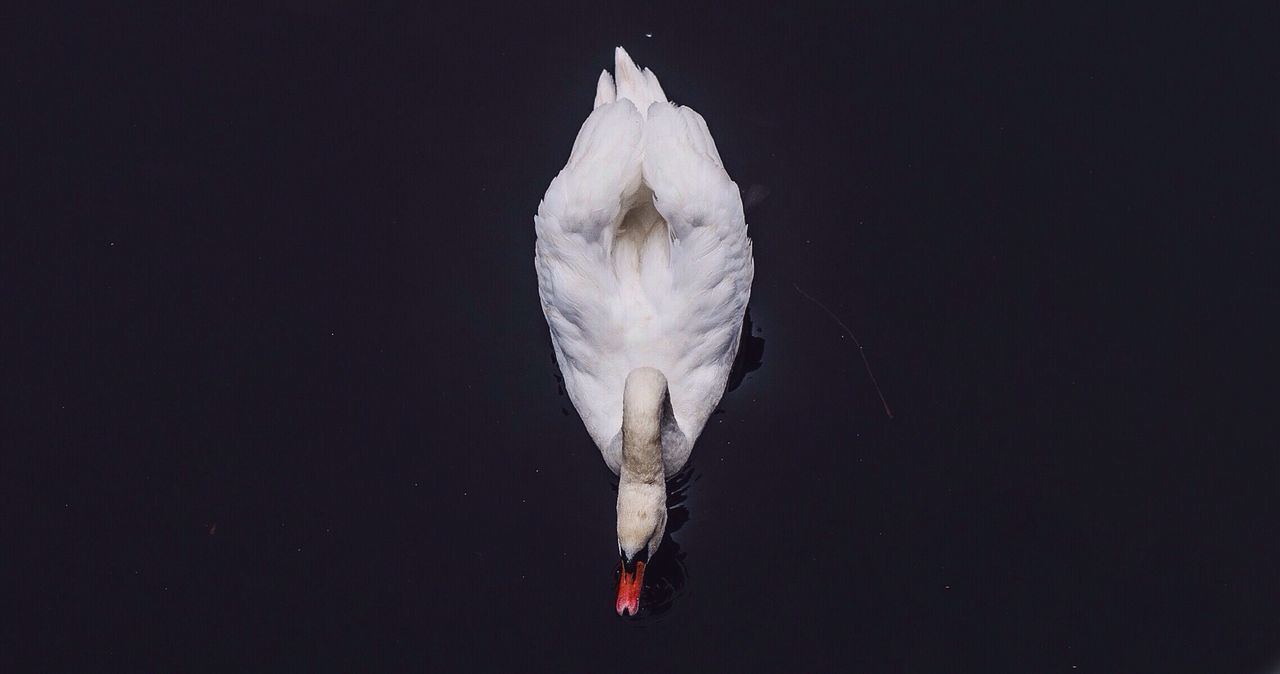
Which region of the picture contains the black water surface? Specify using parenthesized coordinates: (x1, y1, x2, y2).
(6, 3, 1277, 672)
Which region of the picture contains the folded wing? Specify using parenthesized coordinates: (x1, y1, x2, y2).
(642, 102, 754, 435)
(534, 99, 645, 444)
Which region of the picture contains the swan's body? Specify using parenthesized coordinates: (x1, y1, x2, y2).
(534, 47, 753, 615)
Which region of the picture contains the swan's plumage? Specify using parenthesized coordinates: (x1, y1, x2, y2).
(535, 47, 753, 476)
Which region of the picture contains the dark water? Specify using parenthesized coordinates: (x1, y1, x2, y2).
(7, 4, 1277, 672)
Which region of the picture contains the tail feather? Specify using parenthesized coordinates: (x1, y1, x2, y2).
(643, 67, 667, 103)
(612, 47, 668, 117)
(593, 69, 615, 109)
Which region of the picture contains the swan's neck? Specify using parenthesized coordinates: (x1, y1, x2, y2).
(617, 367, 672, 566)
(620, 367, 671, 485)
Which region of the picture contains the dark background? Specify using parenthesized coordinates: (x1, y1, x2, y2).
(5, 3, 1277, 672)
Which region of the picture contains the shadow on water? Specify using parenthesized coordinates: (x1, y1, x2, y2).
(725, 308, 765, 394)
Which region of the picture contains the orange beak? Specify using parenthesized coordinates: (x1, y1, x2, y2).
(616, 559, 646, 616)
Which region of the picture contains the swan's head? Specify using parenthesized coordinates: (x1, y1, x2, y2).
(615, 481, 667, 616)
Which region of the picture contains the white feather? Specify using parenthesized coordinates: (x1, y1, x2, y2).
(593, 70, 615, 109)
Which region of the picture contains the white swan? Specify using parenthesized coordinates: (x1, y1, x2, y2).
(534, 47, 754, 615)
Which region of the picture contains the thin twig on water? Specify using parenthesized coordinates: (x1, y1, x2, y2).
(793, 283, 894, 419)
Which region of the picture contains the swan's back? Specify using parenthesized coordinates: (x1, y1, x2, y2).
(535, 48, 753, 473)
